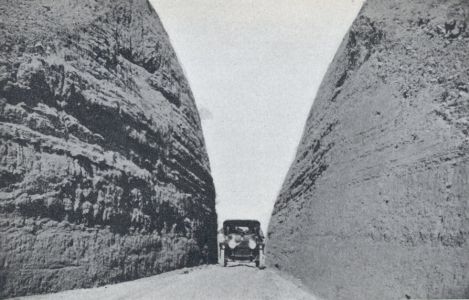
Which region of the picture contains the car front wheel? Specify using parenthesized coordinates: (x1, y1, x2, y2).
(256, 248, 265, 269)
(219, 247, 226, 267)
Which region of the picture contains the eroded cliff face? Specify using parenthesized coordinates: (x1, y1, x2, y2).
(267, 0, 469, 299)
(0, 0, 217, 297)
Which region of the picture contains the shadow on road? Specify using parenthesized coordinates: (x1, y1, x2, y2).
(225, 262, 257, 269)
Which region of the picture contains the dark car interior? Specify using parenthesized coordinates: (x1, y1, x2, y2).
(223, 220, 263, 236)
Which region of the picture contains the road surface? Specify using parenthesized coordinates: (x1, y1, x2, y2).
(13, 263, 318, 300)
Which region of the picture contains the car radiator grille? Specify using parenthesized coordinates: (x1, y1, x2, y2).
(233, 247, 252, 257)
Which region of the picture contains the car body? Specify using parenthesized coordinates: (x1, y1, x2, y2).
(217, 219, 265, 268)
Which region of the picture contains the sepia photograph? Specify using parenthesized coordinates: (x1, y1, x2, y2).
(0, 0, 468, 299)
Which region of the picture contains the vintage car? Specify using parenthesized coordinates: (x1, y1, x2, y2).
(217, 219, 265, 268)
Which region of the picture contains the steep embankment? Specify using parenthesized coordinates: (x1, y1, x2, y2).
(0, 0, 217, 298)
(267, 0, 469, 299)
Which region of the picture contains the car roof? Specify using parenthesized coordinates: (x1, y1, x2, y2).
(223, 219, 260, 227)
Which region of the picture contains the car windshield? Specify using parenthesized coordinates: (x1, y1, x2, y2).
(223, 221, 260, 235)
(226, 226, 252, 234)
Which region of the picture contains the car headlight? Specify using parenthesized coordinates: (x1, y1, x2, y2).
(228, 239, 237, 249)
(248, 239, 257, 249)
(217, 233, 225, 244)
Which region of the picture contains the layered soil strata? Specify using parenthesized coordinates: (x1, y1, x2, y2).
(267, 0, 469, 299)
(0, 0, 217, 297)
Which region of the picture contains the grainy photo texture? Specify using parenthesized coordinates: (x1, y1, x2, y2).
(0, 0, 468, 299)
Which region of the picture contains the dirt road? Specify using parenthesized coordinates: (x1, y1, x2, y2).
(12, 263, 318, 300)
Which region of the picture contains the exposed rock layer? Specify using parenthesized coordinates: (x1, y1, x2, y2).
(0, 0, 217, 298)
(267, 0, 469, 299)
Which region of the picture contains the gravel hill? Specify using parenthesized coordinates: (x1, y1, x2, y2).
(0, 0, 217, 298)
(267, 0, 469, 299)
